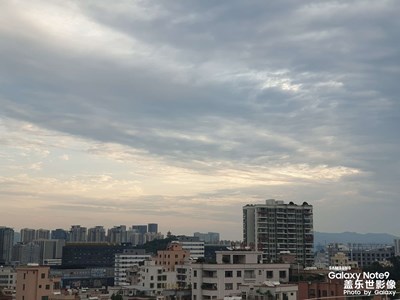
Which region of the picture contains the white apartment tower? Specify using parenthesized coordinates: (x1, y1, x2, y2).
(243, 199, 313, 266)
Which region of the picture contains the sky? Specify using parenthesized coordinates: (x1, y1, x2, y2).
(0, 0, 399, 240)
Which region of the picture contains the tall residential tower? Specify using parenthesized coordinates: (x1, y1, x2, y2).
(243, 199, 313, 266)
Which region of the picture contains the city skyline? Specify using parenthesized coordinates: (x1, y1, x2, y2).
(0, 1, 399, 240)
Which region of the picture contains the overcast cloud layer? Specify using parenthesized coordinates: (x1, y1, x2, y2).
(0, 0, 399, 239)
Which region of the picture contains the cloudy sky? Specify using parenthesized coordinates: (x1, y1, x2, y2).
(0, 0, 399, 240)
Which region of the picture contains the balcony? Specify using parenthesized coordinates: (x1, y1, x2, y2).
(201, 283, 218, 290)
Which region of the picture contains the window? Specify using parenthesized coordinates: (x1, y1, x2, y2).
(225, 271, 233, 277)
(39, 285, 42, 288)
(279, 271, 286, 278)
(267, 271, 273, 278)
(194, 270, 197, 277)
(225, 283, 233, 290)
(150, 283, 154, 288)
(258, 270, 262, 275)
(23, 273, 26, 279)
(237, 271, 242, 277)
(244, 270, 255, 279)
(194, 283, 197, 289)
(23, 284, 25, 290)
(222, 255, 230, 263)
(41, 273, 45, 279)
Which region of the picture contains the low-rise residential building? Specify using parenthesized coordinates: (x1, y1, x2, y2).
(15, 265, 61, 300)
(154, 242, 190, 272)
(0, 266, 16, 291)
(114, 252, 151, 286)
(176, 236, 205, 260)
(137, 261, 179, 296)
(191, 250, 290, 300)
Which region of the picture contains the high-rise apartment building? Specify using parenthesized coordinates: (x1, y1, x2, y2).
(243, 199, 313, 266)
(148, 223, 158, 233)
(12, 242, 40, 265)
(132, 225, 147, 235)
(108, 226, 127, 244)
(51, 229, 69, 241)
(20, 228, 36, 244)
(69, 225, 87, 242)
(0, 227, 14, 265)
(88, 226, 106, 243)
(35, 229, 50, 240)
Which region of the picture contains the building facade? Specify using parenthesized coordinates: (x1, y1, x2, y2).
(15, 265, 61, 300)
(191, 251, 290, 300)
(154, 242, 190, 272)
(243, 199, 314, 266)
(69, 225, 87, 243)
(0, 266, 16, 291)
(20, 229, 36, 244)
(148, 223, 158, 234)
(114, 253, 151, 286)
(176, 236, 205, 260)
(87, 226, 106, 243)
(0, 227, 14, 265)
(194, 232, 220, 244)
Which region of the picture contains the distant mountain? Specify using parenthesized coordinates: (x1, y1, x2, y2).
(314, 231, 398, 247)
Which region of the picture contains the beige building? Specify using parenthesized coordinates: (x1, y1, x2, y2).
(15, 265, 61, 300)
(154, 242, 190, 271)
(330, 252, 358, 268)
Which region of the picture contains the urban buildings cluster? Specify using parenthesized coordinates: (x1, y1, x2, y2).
(0, 199, 398, 300)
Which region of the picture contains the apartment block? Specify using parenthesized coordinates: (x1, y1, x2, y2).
(114, 252, 151, 286)
(87, 226, 106, 243)
(176, 236, 205, 260)
(0, 227, 14, 265)
(243, 199, 313, 266)
(69, 225, 87, 243)
(15, 265, 61, 300)
(20, 229, 36, 244)
(191, 250, 290, 300)
(154, 242, 190, 272)
(0, 266, 16, 291)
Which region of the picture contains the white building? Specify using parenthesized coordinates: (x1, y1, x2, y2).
(135, 261, 180, 296)
(0, 266, 16, 290)
(114, 253, 151, 286)
(176, 236, 205, 260)
(191, 250, 290, 300)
